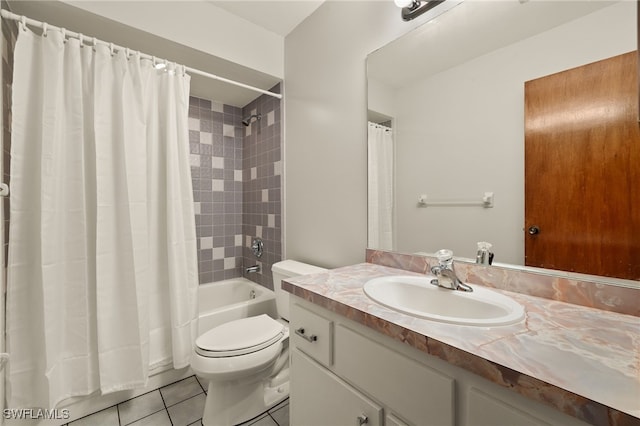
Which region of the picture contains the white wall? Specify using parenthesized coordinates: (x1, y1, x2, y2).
(284, 1, 636, 267)
(394, 2, 635, 263)
(64, 0, 284, 79)
(283, 2, 428, 268)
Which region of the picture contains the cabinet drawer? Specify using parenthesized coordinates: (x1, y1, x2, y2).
(291, 302, 333, 366)
(335, 325, 455, 426)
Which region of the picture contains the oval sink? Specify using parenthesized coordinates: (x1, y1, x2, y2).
(363, 275, 525, 326)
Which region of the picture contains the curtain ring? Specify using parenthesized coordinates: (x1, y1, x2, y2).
(19, 16, 26, 32)
(109, 43, 114, 56)
(78, 33, 83, 47)
(61, 28, 66, 43)
(92, 37, 98, 52)
(41, 22, 48, 37)
(125, 48, 130, 59)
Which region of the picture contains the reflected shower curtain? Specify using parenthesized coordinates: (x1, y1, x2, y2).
(7, 26, 198, 408)
(367, 122, 394, 250)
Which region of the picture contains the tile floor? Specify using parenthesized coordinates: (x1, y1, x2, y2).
(64, 376, 289, 426)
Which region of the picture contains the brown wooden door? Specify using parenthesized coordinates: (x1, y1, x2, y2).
(525, 51, 640, 280)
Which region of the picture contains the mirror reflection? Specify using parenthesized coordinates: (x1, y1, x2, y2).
(367, 0, 638, 282)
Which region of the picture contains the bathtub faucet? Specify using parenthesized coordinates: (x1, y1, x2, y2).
(245, 264, 261, 274)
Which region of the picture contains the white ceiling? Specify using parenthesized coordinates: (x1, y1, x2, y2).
(210, 1, 324, 37)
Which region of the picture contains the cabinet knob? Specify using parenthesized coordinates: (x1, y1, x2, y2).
(357, 414, 368, 425)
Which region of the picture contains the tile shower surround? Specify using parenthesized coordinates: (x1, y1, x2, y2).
(190, 87, 282, 288)
(189, 97, 245, 284)
(242, 87, 282, 290)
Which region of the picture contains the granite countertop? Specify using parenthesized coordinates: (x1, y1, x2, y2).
(282, 262, 640, 426)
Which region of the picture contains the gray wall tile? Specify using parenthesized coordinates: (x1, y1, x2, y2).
(191, 89, 282, 289)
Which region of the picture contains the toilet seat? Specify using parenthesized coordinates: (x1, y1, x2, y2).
(195, 314, 285, 358)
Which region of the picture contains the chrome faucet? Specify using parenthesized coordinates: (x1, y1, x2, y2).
(475, 241, 494, 265)
(245, 264, 261, 274)
(430, 249, 473, 292)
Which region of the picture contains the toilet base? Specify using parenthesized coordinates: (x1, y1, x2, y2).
(202, 374, 289, 426)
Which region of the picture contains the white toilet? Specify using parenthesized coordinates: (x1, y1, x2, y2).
(191, 260, 326, 426)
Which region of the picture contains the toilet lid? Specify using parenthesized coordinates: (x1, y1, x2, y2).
(196, 314, 285, 358)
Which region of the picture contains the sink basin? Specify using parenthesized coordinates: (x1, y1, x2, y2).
(363, 275, 525, 326)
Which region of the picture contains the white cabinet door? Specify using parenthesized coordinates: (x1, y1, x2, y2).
(465, 387, 550, 426)
(334, 325, 455, 426)
(291, 349, 383, 426)
(386, 414, 410, 426)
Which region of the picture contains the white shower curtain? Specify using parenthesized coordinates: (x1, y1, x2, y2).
(7, 26, 198, 409)
(368, 122, 394, 250)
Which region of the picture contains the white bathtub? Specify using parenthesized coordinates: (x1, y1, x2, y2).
(197, 278, 278, 336)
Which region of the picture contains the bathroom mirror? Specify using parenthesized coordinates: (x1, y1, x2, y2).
(366, 0, 639, 285)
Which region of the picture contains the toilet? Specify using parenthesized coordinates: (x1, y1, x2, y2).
(191, 260, 326, 426)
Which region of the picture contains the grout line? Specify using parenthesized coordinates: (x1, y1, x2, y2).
(268, 412, 279, 426)
(68, 404, 119, 425)
(162, 387, 205, 409)
(119, 391, 167, 426)
(157, 387, 173, 426)
(268, 397, 289, 414)
(122, 409, 168, 426)
(195, 376, 207, 394)
(239, 411, 269, 426)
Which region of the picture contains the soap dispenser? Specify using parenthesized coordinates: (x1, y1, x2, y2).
(475, 242, 494, 265)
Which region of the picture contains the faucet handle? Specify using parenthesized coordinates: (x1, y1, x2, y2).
(434, 249, 454, 267)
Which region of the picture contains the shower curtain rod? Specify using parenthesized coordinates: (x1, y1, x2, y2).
(0, 9, 283, 100)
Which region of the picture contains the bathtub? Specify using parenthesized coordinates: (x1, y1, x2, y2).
(197, 278, 278, 336)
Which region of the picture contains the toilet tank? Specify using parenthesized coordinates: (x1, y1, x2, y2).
(271, 260, 327, 321)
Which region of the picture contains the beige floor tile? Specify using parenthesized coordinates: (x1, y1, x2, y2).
(118, 391, 165, 425)
(126, 410, 172, 426)
(69, 406, 119, 426)
(160, 376, 203, 407)
(167, 393, 206, 426)
(195, 375, 209, 393)
(269, 403, 289, 426)
(249, 414, 278, 426)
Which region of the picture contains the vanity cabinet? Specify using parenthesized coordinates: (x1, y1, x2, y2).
(290, 297, 590, 426)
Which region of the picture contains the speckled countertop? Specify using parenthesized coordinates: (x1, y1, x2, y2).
(282, 262, 640, 426)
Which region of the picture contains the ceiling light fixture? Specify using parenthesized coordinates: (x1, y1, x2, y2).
(394, 0, 447, 21)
